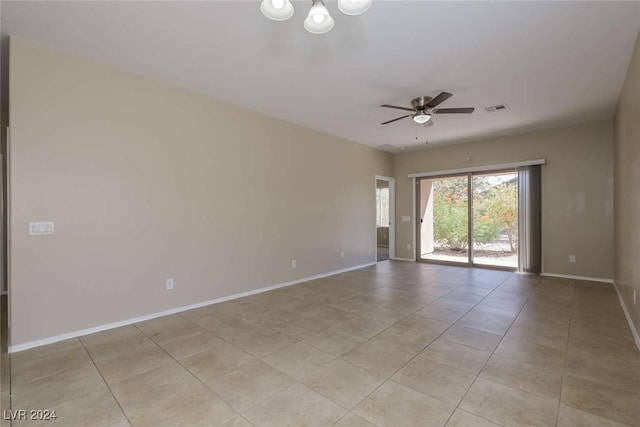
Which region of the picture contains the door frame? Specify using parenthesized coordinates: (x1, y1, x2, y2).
(375, 175, 395, 262)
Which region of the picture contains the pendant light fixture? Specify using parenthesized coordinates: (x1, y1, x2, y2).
(260, 0, 294, 22)
(260, 0, 372, 35)
(304, 0, 334, 34)
(337, 0, 373, 16)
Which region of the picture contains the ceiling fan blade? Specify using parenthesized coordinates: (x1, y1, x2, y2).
(433, 107, 475, 114)
(380, 104, 415, 112)
(426, 92, 453, 108)
(381, 114, 412, 125)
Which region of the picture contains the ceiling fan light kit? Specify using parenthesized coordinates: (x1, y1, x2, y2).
(412, 112, 431, 124)
(261, 0, 372, 34)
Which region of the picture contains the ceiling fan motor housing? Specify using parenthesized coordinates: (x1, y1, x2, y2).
(411, 96, 433, 111)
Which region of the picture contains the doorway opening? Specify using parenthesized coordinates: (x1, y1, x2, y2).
(417, 170, 518, 269)
(375, 176, 395, 263)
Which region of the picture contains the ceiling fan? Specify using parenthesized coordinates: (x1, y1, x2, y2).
(380, 92, 475, 125)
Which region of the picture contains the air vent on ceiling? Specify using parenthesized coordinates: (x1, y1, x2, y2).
(377, 144, 396, 150)
(484, 104, 508, 113)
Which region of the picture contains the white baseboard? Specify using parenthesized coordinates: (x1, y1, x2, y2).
(540, 272, 614, 284)
(9, 262, 376, 353)
(391, 257, 414, 262)
(613, 282, 640, 352)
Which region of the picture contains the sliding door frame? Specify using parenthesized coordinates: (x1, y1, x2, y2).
(415, 168, 520, 272)
(415, 172, 472, 267)
(470, 169, 518, 271)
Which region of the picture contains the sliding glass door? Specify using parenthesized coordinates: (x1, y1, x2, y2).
(418, 175, 470, 264)
(417, 170, 519, 269)
(472, 172, 518, 268)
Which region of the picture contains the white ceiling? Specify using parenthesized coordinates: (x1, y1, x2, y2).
(2, 1, 639, 150)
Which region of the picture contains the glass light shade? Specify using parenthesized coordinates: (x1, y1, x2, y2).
(260, 0, 294, 21)
(337, 0, 373, 16)
(413, 113, 431, 124)
(304, 1, 334, 34)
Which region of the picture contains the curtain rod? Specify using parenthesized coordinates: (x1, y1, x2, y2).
(407, 159, 546, 179)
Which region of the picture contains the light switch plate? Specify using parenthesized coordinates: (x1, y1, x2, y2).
(29, 221, 55, 235)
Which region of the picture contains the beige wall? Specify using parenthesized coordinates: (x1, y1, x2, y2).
(614, 31, 640, 336)
(394, 121, 614, 279)
(8, 38, 393, 346)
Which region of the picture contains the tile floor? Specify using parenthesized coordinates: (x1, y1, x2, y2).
(9, 261, 640, 427)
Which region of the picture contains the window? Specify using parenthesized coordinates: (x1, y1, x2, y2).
(376, 187, 390, 227)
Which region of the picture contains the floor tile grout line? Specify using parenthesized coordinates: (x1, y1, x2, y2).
(110, 270, 519, 421)
(132, 319, 338, 424)
(12, 266, 632, 427)
(309, 274, 484, 420)
(297, 322, 427, 414)
(469, 276, 580, 400)
(440, 272, 543, 426)
(177, 285, 401, 345)
(77, 337, 129, 425)
(182, 286, 404, 377)
(179, 272, 462, 370)
(8, 340, 114, 419)
(335, 268, 629, 425)
(336, 328, 454, 424)
(439, 275, 527, 424)
(8, 341, 97, 388)
(130, 322, 257, 422)
(555, 279, 577, 427)
(324, 270, 516, 426)
(172, 302, 327, 358)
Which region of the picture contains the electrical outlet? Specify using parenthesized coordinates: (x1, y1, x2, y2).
(340, 251, 345, 259)
(166, 279, 174, 290)
(291, 259, 297, 268)
(569, 255, 576, 263)
(407, 244, 411, 250)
